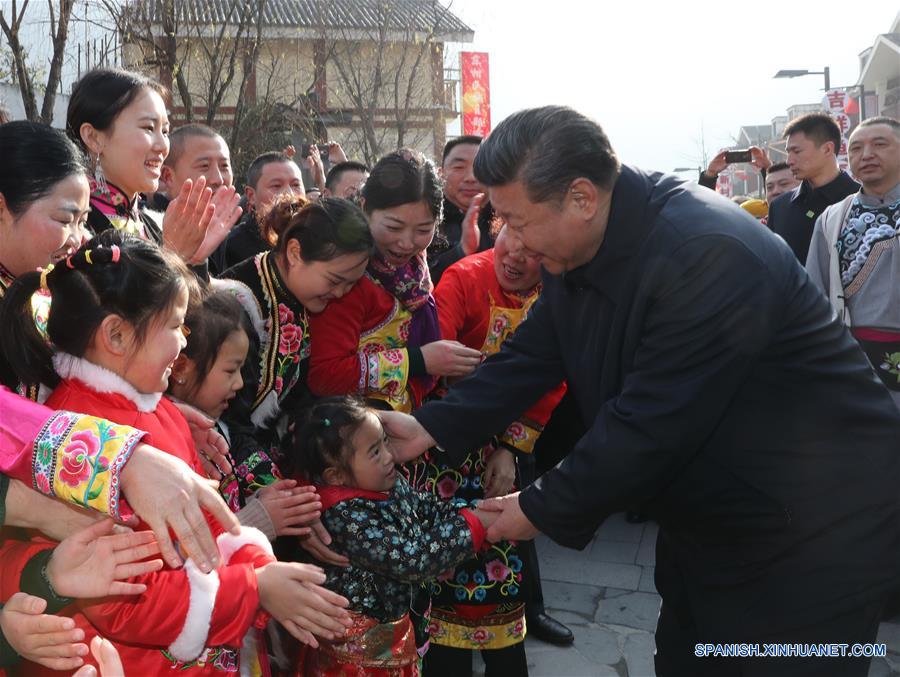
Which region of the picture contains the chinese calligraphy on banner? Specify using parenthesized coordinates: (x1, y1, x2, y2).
(461, 52, 491, 136)
(823, 89, 851, 171)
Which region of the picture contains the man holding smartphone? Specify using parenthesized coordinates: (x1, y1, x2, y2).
(698, 145, 773, 191)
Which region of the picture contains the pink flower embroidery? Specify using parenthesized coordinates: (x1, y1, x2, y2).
(35, 473, 51, 494)
(470, 627, 492, 646)
(492, 317, 507, 335)
(505, 422, 525, 442)
(274, 376, 284, 394)
(59, 430, 101, 487)
(278, 303, 295, 326)
(485, 559, 511, 583)
(436, 476, 459, 499)
(384, 349, 403, 365)
(49, 415, 72, 436)
(279, 324, 303, 355)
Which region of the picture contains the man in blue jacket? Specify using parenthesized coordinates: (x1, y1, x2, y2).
(383, 106, 900, 676)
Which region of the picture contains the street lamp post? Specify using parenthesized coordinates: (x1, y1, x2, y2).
(773, 67, 831, 91)
(774, 67, 867, 122)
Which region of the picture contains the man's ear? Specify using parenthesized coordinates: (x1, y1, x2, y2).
(322, 466, 346, 487)
(566, 177, 603, 221)
(245, 186, 256, 210)
(96, 314, 133, 357)
(160, 165, 176, 192)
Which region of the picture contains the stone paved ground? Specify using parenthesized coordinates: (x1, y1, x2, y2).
(471, 513, 900, 676)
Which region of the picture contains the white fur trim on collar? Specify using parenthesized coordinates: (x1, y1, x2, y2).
(209, 277, 268, 345)
(52, 353, 163, 413)
(217, 526, 274, 565)
(168, 559, 220, 662)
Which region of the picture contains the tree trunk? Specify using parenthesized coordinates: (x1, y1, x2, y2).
(40, 0, 75, 124)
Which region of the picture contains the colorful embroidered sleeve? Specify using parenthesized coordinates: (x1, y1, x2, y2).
(322, 479, 479, 585)
(498, 383, 567, 455)
(0, 388, 144, 521)
(308, 279, 412, 402)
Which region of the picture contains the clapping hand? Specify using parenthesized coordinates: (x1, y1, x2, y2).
(162, 177, 214, 262)
(460, 193, 485, 256)
(190, 186, 242, 264)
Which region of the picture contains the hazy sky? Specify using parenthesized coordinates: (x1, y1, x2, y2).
(445, 0, 898, 174)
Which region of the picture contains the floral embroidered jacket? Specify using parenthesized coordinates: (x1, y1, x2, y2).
(27, 355, 276, 676)
(317, 475, 485, 624)
(218, 253, 311, 506)
(434, 249, 566, 454)
(307, 274, 433, 413)
(0, 387, 144, 521)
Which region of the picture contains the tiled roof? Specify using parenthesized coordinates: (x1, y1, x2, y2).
(135, 0, 473, 40)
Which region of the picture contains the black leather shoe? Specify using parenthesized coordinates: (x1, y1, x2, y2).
(527, 612, 574, 646)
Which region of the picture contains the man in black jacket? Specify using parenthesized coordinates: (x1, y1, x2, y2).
(427, 135, 495, 284)
(767, 113, 859, 262)
(383, 106, 900, 676)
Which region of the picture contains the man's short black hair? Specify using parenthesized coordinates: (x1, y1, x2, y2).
(165, 123, 223, 168)
(442, 135, 482, 163)
(473, 106, 620, 203)
(855, 116, 900, 138)
(783, 113, 842, 156)
(768, 161, 790, 174)
(246, 151, 294, 189)
(325, 161, 369, 191)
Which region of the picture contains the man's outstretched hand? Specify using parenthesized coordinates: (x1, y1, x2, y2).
(378, 411, 435, 463)
(477, 492, 540, 542)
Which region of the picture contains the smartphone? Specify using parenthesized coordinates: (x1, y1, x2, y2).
(725, 149, 752, 164)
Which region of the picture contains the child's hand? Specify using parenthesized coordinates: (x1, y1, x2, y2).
(258, 479, 322, 537)
(300, 520, 351, 567)
(0, 593, 87, 670)
(72, 635, 124, 677)
(46, 519, 164, 598)
(483, 446, 516, 499)
(255, 562, 352, 647)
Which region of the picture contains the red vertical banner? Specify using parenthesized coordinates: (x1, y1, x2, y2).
(461, 51, 491, 136)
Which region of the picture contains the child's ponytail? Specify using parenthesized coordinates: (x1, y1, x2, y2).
(0, 270, 55, 387)
(0, 231, 196, 388)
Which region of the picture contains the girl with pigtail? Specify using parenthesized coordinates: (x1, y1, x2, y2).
(0, 231, 351, 676)
(216, 196, 373, 511)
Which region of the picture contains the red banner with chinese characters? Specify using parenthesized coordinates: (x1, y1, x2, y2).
(461, 51, 491, 136)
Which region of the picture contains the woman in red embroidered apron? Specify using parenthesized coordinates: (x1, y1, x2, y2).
(420, 225, 567, 676)
(306, 150, 483, 658)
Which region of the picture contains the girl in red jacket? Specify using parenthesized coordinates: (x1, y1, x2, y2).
(0, 231, 350, 675)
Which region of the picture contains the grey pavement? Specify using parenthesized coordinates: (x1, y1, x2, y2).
(471, 512, 900, 676)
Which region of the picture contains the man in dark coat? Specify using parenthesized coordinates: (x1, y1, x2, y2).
(767, 112, 859, 262)
(383, 106, 900, 676)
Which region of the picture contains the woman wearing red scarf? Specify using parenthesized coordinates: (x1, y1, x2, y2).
(307, 150, 481, 412)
